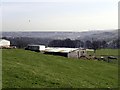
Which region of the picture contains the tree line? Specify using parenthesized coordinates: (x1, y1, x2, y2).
(48, 38, 120, 49)
(2, 37, 52, 48)
(2, 37, 120, 49)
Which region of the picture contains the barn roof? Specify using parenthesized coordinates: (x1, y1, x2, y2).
(28, 44, 45, 47)
(44, 47, 80, 53)
(0, 39, 10, 42)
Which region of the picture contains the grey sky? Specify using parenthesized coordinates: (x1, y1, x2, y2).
(1, 0, 119, 32)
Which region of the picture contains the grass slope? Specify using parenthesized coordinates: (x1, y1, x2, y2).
(88, 49, 119, 56)
(2, 49, 118, 88)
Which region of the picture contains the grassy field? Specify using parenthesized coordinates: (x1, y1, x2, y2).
(2, 49, 118, 88)
(87, 49, 119, 63)
(88, 49, 119, 56)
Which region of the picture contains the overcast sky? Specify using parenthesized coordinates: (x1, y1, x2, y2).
(1, 0, 119, 32)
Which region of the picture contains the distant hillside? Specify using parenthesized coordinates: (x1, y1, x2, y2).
(76, 30, 118, 41)
(2, 49, 118, 88)
(2, 30, 118, 41)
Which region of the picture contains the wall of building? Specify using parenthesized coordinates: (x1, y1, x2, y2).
(0, 40, 10, 47)
(44, 52, 68, 57)
(68, 50, 87, 59)
(79, 50, 87, 57)
(27, 46, 39, 51)
(39, 46, 45, 51)
(68, 50, 79, 59)
(26, 45, 45, 52)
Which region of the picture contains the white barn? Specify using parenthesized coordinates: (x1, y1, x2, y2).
(0, 39, 10, 47)
(44, 47, 87, 58)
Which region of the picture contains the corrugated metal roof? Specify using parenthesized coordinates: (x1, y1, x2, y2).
(28, 44, 45, 47)
(44, 47, 79, 53)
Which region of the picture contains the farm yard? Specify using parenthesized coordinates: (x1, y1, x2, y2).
(87, 49, 119, 63)
(2, 49, 119, 88)
(88, 49, 119, 56)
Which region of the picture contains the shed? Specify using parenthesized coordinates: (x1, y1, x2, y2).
(44, 47, 87, 59)
(0, 39, 10, 48)
(68, 49, 87, 58)
(25, 45, 45, 52)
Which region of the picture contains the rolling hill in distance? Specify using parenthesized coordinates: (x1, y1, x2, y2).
(2, 30, 118, 41)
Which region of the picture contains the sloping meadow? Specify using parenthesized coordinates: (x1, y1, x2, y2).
(2, 49, 118, 88)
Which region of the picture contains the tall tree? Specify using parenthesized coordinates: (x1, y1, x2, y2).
(85, 40, 92, 49)
(92, 40, 101, 55)
(101, 40, 107, 48)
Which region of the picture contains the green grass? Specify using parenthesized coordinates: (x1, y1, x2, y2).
(87, 49, 119, 63)
(88, 49, 119, 56)
(2, 49, 118, 88)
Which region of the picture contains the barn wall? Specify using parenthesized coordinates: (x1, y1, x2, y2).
(44, 52, 68, 57)
(27, 45, 45, 51)
(39, 46, 45, 51)
(79, 50, 87, 57)
(68, 50, 79, 59)
(0, 40, 10, 47)
(68, 50, 87, 59)
(28, 46, 39, 51)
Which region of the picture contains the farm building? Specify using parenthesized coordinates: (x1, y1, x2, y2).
(44, 47, 87, 59)
(86, 49, 94, 52)
(25, 45, 45, 52)
(0, 39, 10, 48)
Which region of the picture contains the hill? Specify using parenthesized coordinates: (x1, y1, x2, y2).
(2, 49, 118, 88)
(2, 30, 118, 41)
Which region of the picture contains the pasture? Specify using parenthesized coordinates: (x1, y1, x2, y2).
(2, 49, 118, 88)
(88, 49, 119, 56)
